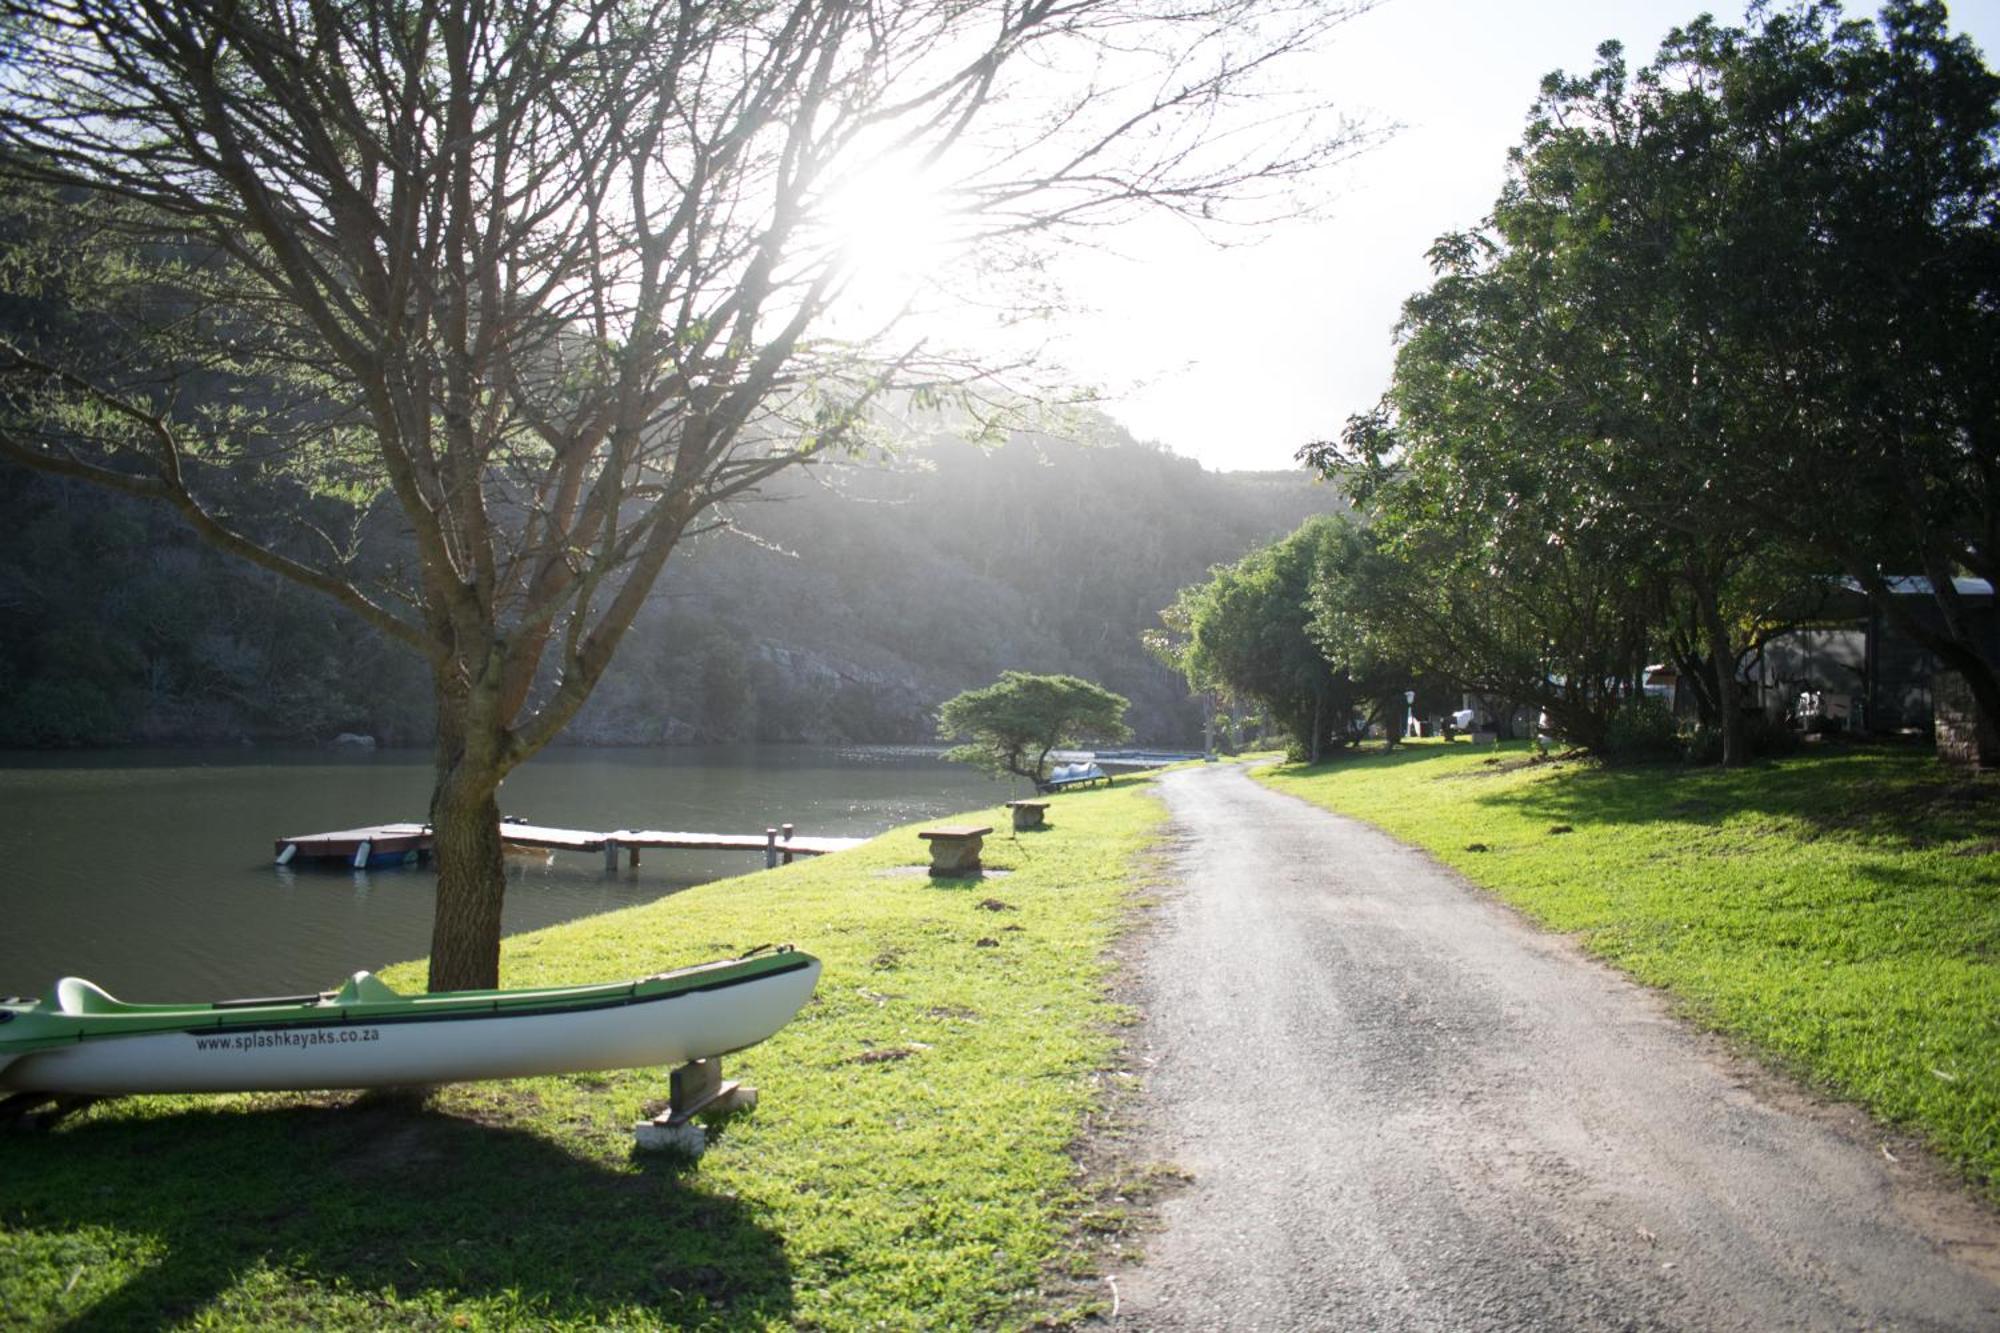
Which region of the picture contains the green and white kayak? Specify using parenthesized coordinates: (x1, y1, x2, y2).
(0, 948, 819, 1096)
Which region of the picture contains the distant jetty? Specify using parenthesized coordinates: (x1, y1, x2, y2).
(275, 821, 863, 871)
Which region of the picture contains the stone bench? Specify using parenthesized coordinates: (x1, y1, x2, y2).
(918, 823, 993, 877)
(1006, 799, 1050, 831)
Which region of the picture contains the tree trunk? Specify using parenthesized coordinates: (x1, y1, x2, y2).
(1667, 626, 1719, 725)
(1933, 640, 2000, 767)
(428, 765, 506, 991)
(1694, 577, 1746, 767)
(425, 661, 510, 992)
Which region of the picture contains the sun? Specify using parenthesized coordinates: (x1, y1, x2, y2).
(815, 156, 959, 299)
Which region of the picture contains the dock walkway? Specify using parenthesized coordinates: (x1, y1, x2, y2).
(276, 821, 864, 870)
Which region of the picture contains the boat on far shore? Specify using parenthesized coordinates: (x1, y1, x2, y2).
(1050, 748, 1206, 772)
(0, 948, 820, 1097)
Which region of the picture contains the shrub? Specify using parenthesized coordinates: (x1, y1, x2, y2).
(1601, 698, 1681, 763)
(1684, 712, 1801, 765)
(1683, 724, 1723, 766)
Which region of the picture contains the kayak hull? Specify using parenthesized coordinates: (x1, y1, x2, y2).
(0, 954, 819, 1096)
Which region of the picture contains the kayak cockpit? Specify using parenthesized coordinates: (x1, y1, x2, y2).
(206, 973, 401, 1010)
(333, 972, 402, 1005)
(49, 977, 131, 1017)
(44, 972, 405, 1018)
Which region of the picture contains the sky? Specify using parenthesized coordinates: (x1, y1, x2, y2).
(1028, 0, 2000, 474)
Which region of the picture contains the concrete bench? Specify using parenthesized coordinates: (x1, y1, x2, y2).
(1006, 799, 1050, 831)
(919, 823, 993, 877)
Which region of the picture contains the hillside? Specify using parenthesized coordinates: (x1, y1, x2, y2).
(0, 431, 1343, 748)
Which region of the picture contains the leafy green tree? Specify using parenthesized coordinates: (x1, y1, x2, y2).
(1316, 64, 1787, 763)
(1144, 583, 1239, 753)
(1315, 254, 1693, 755)
(1171, 515, 1405, 760)
(1312, 400, 1672, 752)
(0, 0, 1371, 988)
(1680, 0, 2000, 761)
(1308, 0, 1999, 763)
(937, 672, 1131, 785)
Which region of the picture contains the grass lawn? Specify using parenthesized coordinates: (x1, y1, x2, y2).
(0, 781, 1166, 1331)
(1257, 740, 2000, 1194)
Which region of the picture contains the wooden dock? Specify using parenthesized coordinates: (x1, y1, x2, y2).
(276, 821, 864, 870)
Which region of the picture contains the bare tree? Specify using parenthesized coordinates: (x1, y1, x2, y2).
(0, 0, 1374, 989)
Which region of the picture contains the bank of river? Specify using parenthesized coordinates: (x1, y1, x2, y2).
(0, 744, 1009, 1000)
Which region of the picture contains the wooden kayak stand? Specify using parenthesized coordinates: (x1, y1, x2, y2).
(632, 1057, 757, 1155)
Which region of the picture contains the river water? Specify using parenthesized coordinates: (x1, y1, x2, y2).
(0, 745, 1008, 1002)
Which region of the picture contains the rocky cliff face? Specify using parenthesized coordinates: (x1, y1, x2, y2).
(563, 638, 933, 746)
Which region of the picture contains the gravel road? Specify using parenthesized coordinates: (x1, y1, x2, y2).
(1108, 763, 2000, 1331)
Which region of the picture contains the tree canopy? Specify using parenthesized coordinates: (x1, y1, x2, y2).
(0, 0, 1376, 987)
(1300, 0, 2000, 764)
(1166, 514, 1417, 760)
(937, 671, 1131, 785)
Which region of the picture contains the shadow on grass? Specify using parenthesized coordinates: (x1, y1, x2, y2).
(1287, 742, 2000, 854)
(2, 1094, 792, 1330)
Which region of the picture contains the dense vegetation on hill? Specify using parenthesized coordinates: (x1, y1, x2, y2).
(0, 429, 1343, 748)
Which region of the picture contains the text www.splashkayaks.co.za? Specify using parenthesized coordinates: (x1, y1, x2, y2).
(195, 1027, 382, 1052)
